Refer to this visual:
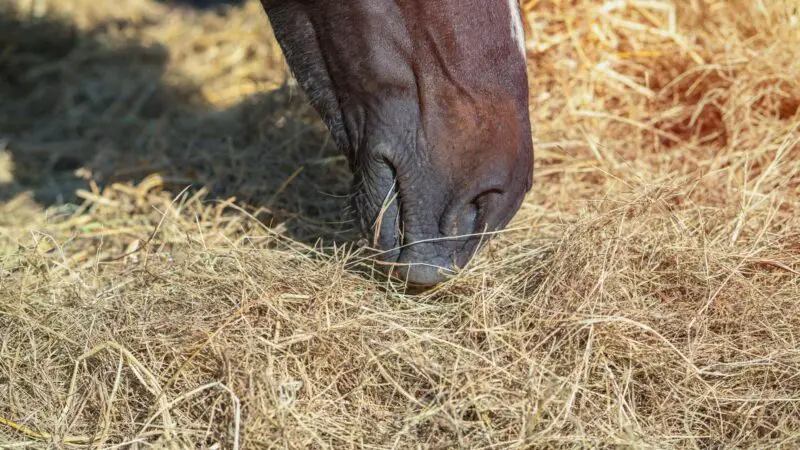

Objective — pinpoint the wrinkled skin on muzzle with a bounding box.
[260,0,533,286]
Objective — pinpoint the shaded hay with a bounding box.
[1,0,799,448]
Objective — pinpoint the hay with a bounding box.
[1,0,799,447]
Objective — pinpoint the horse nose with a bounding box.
[366,147,530,287]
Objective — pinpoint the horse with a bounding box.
[259,0,533,286]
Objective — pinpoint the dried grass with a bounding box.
[1,0,799,448]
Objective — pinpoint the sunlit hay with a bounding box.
[1,0,799,448]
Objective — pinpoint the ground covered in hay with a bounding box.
[1,0,799,448]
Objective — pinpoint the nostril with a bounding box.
[366,156,403,257]
[449,189,504,238]
[456,201,479,236]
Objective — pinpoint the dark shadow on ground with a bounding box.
[0,1,358,246]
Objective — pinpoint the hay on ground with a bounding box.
[1,0,799,448]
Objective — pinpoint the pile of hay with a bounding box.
[1,0,798,447]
